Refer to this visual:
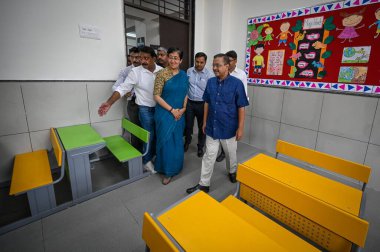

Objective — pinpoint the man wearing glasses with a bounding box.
[215,50,249,162]
[98,46,162,174]
[186,53,249,194]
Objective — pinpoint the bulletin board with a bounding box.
[245,0,380,95]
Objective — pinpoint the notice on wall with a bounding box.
[267,50,285,75]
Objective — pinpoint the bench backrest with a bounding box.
[142,212,180,252]
[276,140,371,184]
[122,118,149,143]
[50,128,63,166]
[237,163,369,251]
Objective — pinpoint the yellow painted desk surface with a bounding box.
[157,191,313,252]
[243,154,362,216]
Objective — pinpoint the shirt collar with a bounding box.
[192,67,206,74]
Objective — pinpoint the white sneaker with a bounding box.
[144,161,156,174]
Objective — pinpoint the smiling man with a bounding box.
[186,53,249,194]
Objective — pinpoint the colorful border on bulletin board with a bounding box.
[245,0,380,95]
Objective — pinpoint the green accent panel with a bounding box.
[122,118,149,143]
[104,136,142,162]
[57,124,105,150]
[324,36,334,44]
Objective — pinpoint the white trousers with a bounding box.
[199,136,237,187]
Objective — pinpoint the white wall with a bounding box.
[0,0,125,80]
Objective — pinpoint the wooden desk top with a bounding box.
[243,154,362,216]
[157,191,308,252]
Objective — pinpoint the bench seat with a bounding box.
[104,135,141,162]
[221,195,319,251]
[10,149,52,195]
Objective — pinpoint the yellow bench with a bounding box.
[10,128,65,216]
[236,140,371,252]
[221,195,319,251]
[142,212,181,252]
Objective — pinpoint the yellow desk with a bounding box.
[242,154,362,216]
[157,191,318,252]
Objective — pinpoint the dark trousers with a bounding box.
[185,100,206,149]
[126,97,142,152]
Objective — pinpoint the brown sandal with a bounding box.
[162,176,172,185]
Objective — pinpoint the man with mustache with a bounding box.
[98,46,162,174]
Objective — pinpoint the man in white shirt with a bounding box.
[215,50,249,162]
[98,46,162,173]
[112,47,141,150]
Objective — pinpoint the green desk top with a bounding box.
[57,124,105,150]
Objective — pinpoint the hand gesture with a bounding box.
[98,102,111,116]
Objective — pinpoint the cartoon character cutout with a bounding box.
[368,8,380,39]
[263,24,274,45]
[276,22,293,46]
[252,44,265,75]
[337,8,366,43]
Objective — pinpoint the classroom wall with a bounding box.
[194,0,380,192]
[0,0,127,183]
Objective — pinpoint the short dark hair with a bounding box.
[139,46,157,58]
[225,50,237,60]
[213,53,230,65]
[195,52,207,61]
[129,47,140,54]
[167,47,184,60]
[254,44,265,50]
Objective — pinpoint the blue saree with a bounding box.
[155,70,189,177]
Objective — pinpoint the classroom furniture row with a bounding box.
[142,140,371,252]
[1,119,148,235]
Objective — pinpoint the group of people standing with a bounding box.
[98,45,249,192]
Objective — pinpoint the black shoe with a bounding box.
[184,143,189,152]
[186,184,210,194]
[229,172,237,183]
[197,148,204,157]
[216,152,225,162]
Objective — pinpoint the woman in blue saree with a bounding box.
[154,48,189,185]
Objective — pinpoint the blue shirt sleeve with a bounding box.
[203,79,211,103]
[235,80,249,108]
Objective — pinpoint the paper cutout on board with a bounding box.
[276,22,293,46]
[287,15,335,79]
[247,24,264,47]
[267,50,285,75]
[342,46,371,63]
[263,24,274,45]
[338,66,367,83]
[336,8,366,43]
[252,44,265,75]
[368,8,380,39]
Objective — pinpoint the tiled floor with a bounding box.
[0,141,379,251]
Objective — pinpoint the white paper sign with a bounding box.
[303,16,324,30]
[79,24,101,40]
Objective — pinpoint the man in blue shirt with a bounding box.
[186,54,249,193]
[185,52,214,157]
